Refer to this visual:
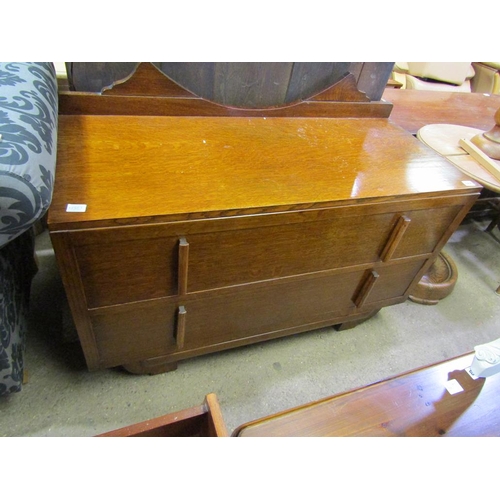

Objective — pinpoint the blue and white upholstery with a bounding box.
[0,62,58,396]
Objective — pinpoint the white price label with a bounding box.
[444,379,464,395]
[66,204,87,213]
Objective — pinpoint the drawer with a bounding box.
[186,205,461,292]
[75,235,181,308]
[88,258,428,369]
[90,300,180,368]
[179,269,365,349]
[87,269,365,368]
[388,205,464,259]
[73,203,463,308]
[352,259,427,308]
[186,214,394,292]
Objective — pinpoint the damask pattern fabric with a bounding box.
[0,62,58,396]
[0,229,36,395]
[0,62,58,248]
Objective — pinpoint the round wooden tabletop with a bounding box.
[418,124,500,192]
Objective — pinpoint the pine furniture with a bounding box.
[98,393,227,437]
[233,352,500,437]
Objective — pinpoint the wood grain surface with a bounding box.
[234,354,500,437]
[48,116,479,229]
[383,88,500,134]
[48,72,482,375]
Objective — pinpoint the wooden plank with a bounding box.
[58,91,393,117]
[234,353,500,436]
[459,138,500,181]
[96,393,227,437]
[205,393,229,437]
[97,404,207,436]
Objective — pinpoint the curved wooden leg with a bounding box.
[123,358,178,375]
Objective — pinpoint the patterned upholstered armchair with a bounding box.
[0,62,58,395]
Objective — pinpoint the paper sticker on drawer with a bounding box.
[66,204,87,213]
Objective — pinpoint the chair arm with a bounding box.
[0,62,58,248]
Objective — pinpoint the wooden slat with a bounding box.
[233,354,500,437]
[459,138,500,181]
[58,91,393,117]
[204,393,229,437]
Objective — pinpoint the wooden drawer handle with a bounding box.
[380,215,411,262]
[354,270,379,308]
[176,305,187,349]
[178,237,189,295]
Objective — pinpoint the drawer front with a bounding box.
[180,270,365,349]
[389,205,463,259]
[75,236,181,308]
[87,258,427,368]
[90,300,180,368]
[353,259,427,308]
[186,214,395,292]
[186,205,461,292]
[72,203,463,308]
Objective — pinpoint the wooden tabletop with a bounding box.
[234,353,500,437]
[383,88,500,134]
[48,115,480,230]
[418,124,500,192]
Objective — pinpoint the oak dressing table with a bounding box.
[48,64,481,374]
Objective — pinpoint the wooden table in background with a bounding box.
[383,88,500,134]
[233,353,500,437]
[384,88,500,299]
